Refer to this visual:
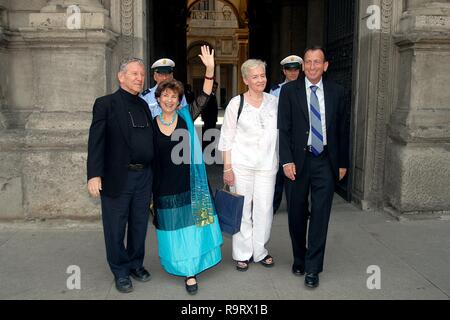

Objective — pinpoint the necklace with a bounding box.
[159,112,177,126]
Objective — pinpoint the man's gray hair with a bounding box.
[241,59,267,79]
[119,57,145,73]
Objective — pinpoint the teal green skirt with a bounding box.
[155,191,223,276]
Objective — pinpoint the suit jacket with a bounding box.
[87,89,154,197]
[277,76,349,179]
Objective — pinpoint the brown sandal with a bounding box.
[236,260,250,271]
[259,254,275,268]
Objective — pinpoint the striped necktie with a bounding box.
[309,85,323,156]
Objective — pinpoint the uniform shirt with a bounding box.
[305,77,327,146]
[269,81,287,98]
[218,93,279,172]
[140,85,187,118]
[119,88,154,165]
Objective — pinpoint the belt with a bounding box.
[127,163,148,171]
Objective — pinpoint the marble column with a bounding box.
[386,0,450,218]
[232,64,238,97]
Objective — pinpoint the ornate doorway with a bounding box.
[325,0,356,201]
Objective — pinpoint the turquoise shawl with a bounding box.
[177,107,215,227]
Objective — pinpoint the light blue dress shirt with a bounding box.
[269,81,287,98]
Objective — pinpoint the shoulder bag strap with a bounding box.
[237,93,244,123]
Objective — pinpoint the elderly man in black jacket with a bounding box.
[87,57,154,293]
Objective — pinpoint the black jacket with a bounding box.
[277,76,349,179]
[87,89,154,197]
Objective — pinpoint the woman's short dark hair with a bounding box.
[155,79,184,103]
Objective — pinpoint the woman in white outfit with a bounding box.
[218,59,279,271]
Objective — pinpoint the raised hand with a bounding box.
[199,45,215,95]
[198,45,215,71]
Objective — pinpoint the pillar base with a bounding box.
[385,143,450,217]
[384,205,450,221]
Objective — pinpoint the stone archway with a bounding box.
[187,0,247,104]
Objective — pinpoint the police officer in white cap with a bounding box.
[140,58,187,118]
[269,55,303,97]
[270,55,303,214]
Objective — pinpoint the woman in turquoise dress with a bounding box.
[152,45,222,295]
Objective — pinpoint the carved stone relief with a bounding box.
[371,0,394,197]
[121,0,134,58]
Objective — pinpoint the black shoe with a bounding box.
[185,276,198,295]
[115,276,133,293]
[292,265,305,276]
[130,267,151,282]
[304,273,319,288]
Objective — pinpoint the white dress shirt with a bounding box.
[305,77,327,146]
[218,93,279,172]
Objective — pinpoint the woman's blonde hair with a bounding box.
[241,59,267,79]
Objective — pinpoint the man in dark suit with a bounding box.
[87,58,154,293]
[278,46,349,288]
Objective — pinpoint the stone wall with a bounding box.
[351,0,450,218]
[351,0,402,210]
[109,0,147,91]
[0,0,147,220]
[385,0,450,218]
[0,0,141,219]
[0,9,8,130]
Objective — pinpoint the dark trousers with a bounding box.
[285,149,335,274]
[272,165,284,213]
[100,168,152,279]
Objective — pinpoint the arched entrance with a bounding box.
[147,0,188,85]
[186,0,247,107]
[147,0,356,200]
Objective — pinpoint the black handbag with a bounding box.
[214,185,244,235]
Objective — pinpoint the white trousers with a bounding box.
[232,166,276,262]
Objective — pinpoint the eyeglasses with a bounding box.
[128,111,149,128]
